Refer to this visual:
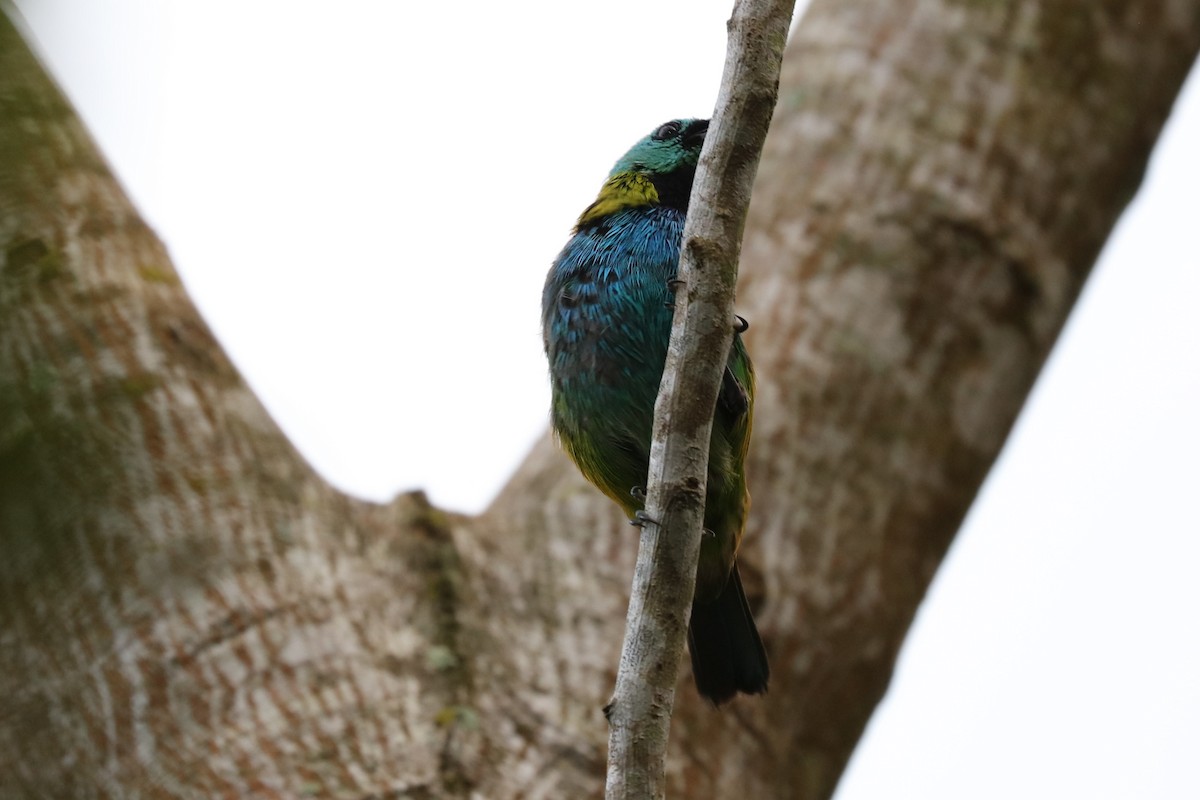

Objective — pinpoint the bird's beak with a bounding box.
[685,119,710,149]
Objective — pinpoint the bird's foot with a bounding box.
[629,485,647,501]
[630,510,659,528]
[733,314,750,333]
[702,527,716,539]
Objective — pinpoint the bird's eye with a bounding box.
[652,121,682,141]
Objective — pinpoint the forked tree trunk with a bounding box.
[2,3,1197,798]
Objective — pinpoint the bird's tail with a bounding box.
[687,563,769,705]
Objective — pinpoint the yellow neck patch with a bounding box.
[576,172,658,227]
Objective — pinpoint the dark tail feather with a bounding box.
[687,563,769,705]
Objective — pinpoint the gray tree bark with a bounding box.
[2,2,1197,799]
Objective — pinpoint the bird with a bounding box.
[541,118,769,705]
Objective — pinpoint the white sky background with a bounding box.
[10,1,1200,797]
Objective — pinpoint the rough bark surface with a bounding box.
[1,2,1197,799]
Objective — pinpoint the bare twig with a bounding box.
[603,1,796,797]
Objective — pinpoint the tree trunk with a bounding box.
[2,2,1196,798]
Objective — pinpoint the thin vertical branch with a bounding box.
[603,1,796,797]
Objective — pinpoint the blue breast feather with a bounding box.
[542,206,685,430]
[541,205,692,497]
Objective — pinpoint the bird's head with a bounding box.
[577,118,709,227]
[610,118,709,178]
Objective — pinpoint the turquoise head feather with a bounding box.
[577,118,709,227]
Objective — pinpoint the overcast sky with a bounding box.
[10,1,1200,796]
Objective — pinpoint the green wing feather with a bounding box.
[694,333,754,602]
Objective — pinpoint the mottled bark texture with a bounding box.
[1,2,1197,799]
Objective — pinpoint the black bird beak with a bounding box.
[684,119,709,149]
